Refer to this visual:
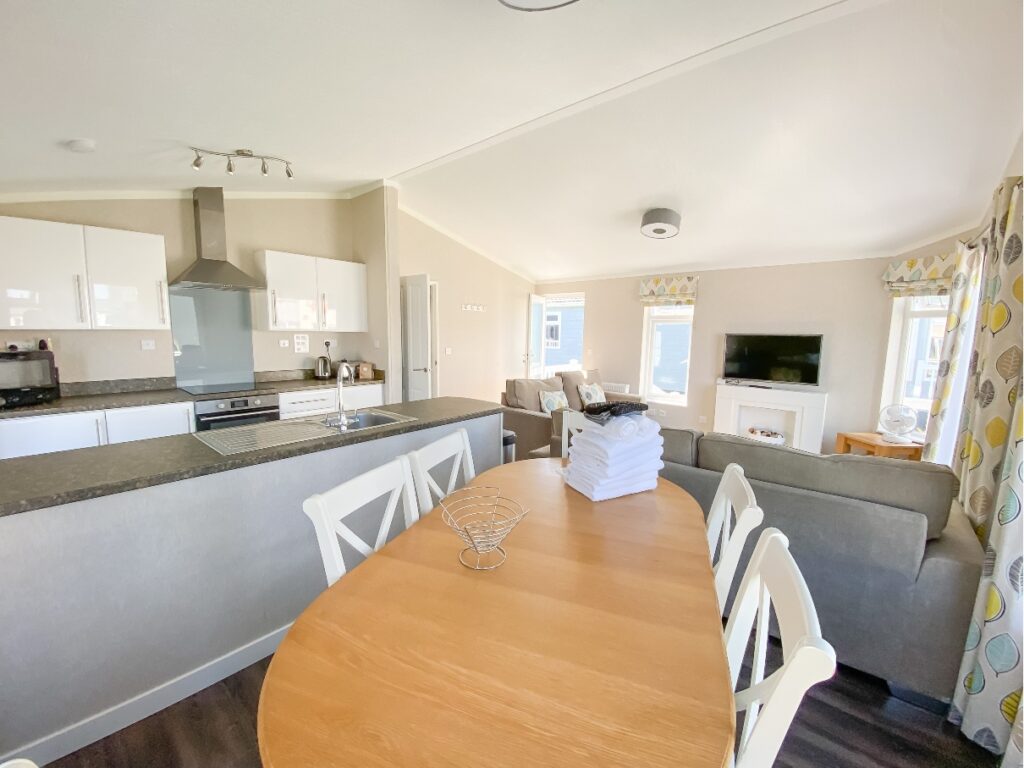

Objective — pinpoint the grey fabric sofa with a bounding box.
[501,369,640,458]
[660,429,982,701]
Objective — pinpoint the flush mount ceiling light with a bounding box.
[498,0,581,10]
[64,138,97,153]
[189,147,294,180]
[641,208,681,239]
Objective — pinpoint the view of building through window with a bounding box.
[641,304,694,403]
[889,295,950,433]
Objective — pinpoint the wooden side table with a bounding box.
[835,431,923,461]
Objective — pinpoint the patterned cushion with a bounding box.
[539,389,570,414]
[577,383,606,406]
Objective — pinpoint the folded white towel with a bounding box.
[586,413,660,442]
[566,472,660,502]
[572,430,664,462]
[567,460,664,489]
[568,441,664,474]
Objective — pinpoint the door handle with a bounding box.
[413,367,429,373]
[321,292,328,329]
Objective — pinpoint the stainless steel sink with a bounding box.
[319,409,415,431]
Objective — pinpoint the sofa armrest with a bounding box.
[607,392,642,404]
[501,407,553,458]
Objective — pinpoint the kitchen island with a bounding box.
[0,397,503,765]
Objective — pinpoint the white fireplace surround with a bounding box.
[713,383,828,453]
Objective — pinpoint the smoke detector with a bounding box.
[641,208,681,239]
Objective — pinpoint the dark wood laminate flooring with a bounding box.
[48,647,996,768]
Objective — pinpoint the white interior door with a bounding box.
[527,293,546,378]
[401,274,431,401]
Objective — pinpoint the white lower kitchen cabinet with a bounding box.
[342,383,384,410]
[0,410,107,460]
[279,388,339,420]
[104,402,195,444]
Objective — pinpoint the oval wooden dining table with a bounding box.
[258,458,735,768]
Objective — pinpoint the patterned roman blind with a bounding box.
[638,274,698,305]
[882,252,959,296]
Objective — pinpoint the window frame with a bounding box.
[543,311,562,349]
[880,295,949,436]
[639,304,695,406]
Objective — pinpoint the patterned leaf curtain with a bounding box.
[882,251,959,296]
[923,242,983,464]
[947,177,1023,760]
[638,274,698,306]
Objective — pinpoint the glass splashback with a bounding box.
[170,287,256,389]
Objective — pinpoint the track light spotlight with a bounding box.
[285,164,294,180]
[261,158,269,176]
[191,151,203,171]
[226,157,235,175]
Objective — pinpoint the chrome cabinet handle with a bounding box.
[157,280,167,324]
[74,274,86,323]
[95,415,104,444]
[271,289,278,327]
[321,292,327,329]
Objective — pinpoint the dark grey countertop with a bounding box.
[0,397,503,517]
[0,377,383,420]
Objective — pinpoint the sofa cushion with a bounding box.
[578,382,607,407]
[558,369,600,411]
[539,389,570,414]
[697,432,956,539]
[662,428,703,467]
[511,376,563,412]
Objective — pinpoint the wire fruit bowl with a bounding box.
[440,486,528,570]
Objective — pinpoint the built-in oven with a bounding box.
[194,393,280,431]
[0,350,60,409]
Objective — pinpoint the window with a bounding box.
[640,304,694,405]
[881,295,950,435]
[544,312,561,349]
[533,294,585,377]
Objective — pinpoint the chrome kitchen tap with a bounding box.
[336,361,355,422]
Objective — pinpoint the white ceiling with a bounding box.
[1,0,1020,281]
[398,0,1023,281]
[0,0,841,194]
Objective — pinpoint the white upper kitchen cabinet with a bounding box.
[84,226,170,330]
[254,250,319,331]
[0,409,106,460]
[317,258,368,332]
[104,402,195,444]
[0,215,91,330]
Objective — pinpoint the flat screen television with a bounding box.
[723,334,822,385]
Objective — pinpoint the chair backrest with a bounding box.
[559,409,589,457]
[724,528,836,768]
[707,463,764,614]
[303,456,418,586]
[408,428,476,515]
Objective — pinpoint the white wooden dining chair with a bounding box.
[559,409,589,458]
[0,759,39,768]
[707,463,764,615]
[407,428,477,516]
[303,456,418,586]
[724,528,836,768]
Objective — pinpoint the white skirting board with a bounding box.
[2,623,292,767]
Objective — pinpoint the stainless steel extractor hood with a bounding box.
[170,187,263,290]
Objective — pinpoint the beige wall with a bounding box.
[398,209,533,402]
[541,235,964,451]
[351,186,402,402]
[0,197,368,381]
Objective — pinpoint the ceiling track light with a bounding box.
[189,147,294,180]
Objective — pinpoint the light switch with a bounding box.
[445,347,453,356]
[698,415,708,425]
[279,339,290,348]
[140,339,156,351]
[374,339,381,349]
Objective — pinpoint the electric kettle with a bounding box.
[314,341,333,379]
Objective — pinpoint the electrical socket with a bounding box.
[279,339,290,348]
[140,339,156,351]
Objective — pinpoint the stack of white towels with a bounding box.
[565,413,664,502]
